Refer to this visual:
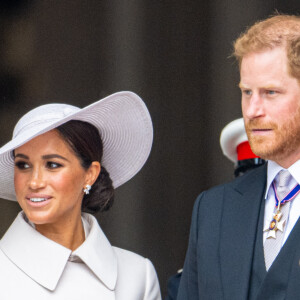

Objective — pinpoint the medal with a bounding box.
[264,181,300,239]
[264,208,285,239]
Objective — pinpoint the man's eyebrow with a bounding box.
[264,85,278,89]
[238,83,247,89]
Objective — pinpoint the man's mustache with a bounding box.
[245,120,278,130]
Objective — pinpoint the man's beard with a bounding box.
[245,108,300,163]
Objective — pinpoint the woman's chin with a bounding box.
[24,210,54,226]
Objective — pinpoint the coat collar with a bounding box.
[72,213,117,290]
[0,212,117,292]
[219,164,267,300]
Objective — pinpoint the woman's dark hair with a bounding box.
[56,120,114,213]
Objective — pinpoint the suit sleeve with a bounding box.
[143,258,162,300]
[177,193,203,300]
[164,271,182,300]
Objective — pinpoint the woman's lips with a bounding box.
[25,195,52,207]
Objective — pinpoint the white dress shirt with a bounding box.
[264,160,300,246]
[0,211,161,300]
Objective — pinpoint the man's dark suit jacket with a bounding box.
[177,164,300,300]
[165,272,181,300]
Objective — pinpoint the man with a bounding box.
[177,14,300,300]
[165,118,265,300]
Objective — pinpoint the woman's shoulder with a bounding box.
[113,246,145,260]
[112,247,161,299]
[112,246,155,272]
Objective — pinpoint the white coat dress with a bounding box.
[0,212,161,300]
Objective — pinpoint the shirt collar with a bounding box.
[0,212,117,291]
[286,160,300,184]
[265,160,300,198]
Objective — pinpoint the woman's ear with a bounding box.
[85,162,101,186]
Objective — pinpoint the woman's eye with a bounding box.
[15,161,30,170]
[46,161,62,169]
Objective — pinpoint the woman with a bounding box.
[0,91,161,299]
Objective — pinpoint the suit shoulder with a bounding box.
[193,164,267,210]
[203,164,267,195]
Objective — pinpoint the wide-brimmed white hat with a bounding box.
[0,91,153,201]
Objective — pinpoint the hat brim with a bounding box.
[0,91,153,201]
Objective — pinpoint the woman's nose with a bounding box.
[29,168,46,190]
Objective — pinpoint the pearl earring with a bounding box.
[83,184,91,195]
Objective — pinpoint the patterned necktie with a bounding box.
[264,170,292,271]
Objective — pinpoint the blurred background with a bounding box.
[0,0,299,296]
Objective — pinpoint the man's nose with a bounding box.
[243,93,265,120]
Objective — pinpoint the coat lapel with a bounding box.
[219,165,267,300]
[73,213,117,291]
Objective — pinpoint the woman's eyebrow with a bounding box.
[42,154,70,162]
[14,153,29,159]
[14,153,70,162]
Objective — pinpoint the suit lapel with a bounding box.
[219,165,267,300]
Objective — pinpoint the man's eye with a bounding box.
[46,162,62,169]
[266,90,277,95]
[15,161,30,170]
[242,90,252,96]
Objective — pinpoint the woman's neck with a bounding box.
[35,214,85,251]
